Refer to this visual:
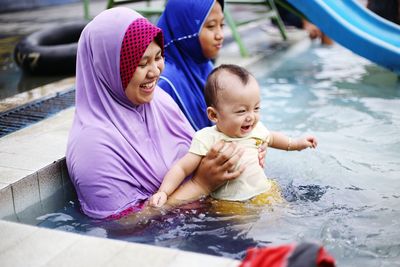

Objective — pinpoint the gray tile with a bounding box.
[0,138,28,154]
[104,243,179,267]
[18,132,68,158]
[0,151,54,172]
[0,220,37,253]
[0,223,80,267]
[0,220,237,267]
[12,172,40,214]
[59,158,77,201]
[0,108,73,172]
[37,160,63,201]
[0,184,15,219]
[0,166,32,185]
[0,182,9,190]
[104,243,239,267]
[60,157,71,186]
[45,234,126,267]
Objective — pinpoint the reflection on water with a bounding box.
[251,42,400,266]
[32,41,400,266]
[0,34,70,100]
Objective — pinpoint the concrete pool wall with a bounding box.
[0,104,74,223]
[0,90,240,267]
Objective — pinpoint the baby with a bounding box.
[150,64,317,207]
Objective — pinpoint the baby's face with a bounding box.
[214,75,261,138]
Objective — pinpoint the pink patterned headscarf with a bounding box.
[66,7,194,219]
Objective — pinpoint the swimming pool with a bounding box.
[31,40,400,266]
[0,35,70,100]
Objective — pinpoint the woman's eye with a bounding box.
[206,23,216,29]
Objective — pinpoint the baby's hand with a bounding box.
[149,191,168,207]
[296,135,318,151]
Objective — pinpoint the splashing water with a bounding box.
[35,41,400,266]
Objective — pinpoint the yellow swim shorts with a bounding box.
[208,180,283,216]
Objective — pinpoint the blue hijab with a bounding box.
[157,0,224,131]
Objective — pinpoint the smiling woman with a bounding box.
[157,0,225,131]
[199,1,224,59]
[66,7,243,220]
[125,40,164,105]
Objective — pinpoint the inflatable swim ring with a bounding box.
[14,21,88,75]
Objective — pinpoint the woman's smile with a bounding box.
[140,80,157,93]
[125,40,165,105]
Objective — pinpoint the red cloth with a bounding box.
[316,246,336,267]
[240,243,336,267]
[105,202,145,220]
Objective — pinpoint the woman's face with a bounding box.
[199,1,224,59]
[125,40,164,105]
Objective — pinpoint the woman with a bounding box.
[157,0,225,131]
[66,7,242,220]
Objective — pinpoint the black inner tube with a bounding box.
[14,21,88,75]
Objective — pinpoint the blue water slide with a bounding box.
[286,0,400,74]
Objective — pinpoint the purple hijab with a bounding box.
[66,7,194,219]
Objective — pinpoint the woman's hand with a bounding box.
[168,140,244,203]
[194,140,244,193]
[258,142,267,168]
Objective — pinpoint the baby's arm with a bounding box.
[149,153,203,207]
[167,141,244,205]
[269,131,318,151]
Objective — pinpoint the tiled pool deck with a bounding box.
[0,1,308,266]
[0,220,240,267]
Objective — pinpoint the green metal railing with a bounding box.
[83,0,90,20]
[106,0,164,15]
[82,0,289,57]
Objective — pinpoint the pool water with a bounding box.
[34,40,400,266]
[0,34,70,100]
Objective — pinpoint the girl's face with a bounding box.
[208,73,261,138]
[199,1,224,59]
[125,41,164,105]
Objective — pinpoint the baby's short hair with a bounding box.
[204,64,252,108]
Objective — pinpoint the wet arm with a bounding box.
[158,153,203,196]
[168,141,244,204]
[269,131,318,151]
